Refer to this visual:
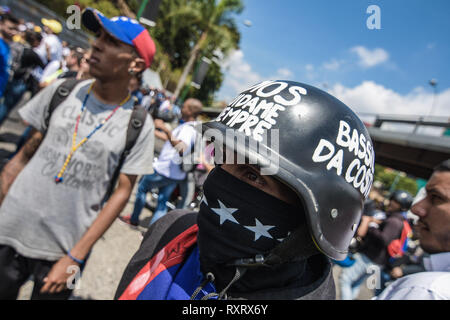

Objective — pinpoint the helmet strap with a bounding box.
[227,224,319,268]
[264,223,319,266]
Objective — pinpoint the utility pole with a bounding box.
[137,0,150,19]
[428,78,438,117]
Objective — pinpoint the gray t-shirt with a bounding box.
[0,79,155,261]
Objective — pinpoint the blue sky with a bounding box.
[216,0,450,122]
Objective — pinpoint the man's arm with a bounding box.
[154,119,187,155]
[154,128,169,141]
[0,128,43,205]
[367,216,403,246]
[40,173,137,294]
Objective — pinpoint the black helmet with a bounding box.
[389,190,413,211]
[202,80,375,261]
[363,199,377,216]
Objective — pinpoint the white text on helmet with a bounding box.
[311,120,375,198]
[215,81,307,142]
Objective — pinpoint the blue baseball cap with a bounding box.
[82,8,155,68]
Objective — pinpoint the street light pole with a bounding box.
[414,78,438,134]
[137,0,150,20]
[428,78,438,117]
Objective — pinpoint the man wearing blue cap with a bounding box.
[0,8,156,299]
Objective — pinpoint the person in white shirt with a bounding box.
[35,19,63,83]
[120,98,203,227]
[375,159,450,300]
[35,19,63,64]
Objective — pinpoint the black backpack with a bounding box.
[44,78,148,204]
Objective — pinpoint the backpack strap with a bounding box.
[102,99,147,204]
[44,78,84,132]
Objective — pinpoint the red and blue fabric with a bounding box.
[118,224,217,300]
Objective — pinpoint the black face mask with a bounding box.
[197,166,307,291]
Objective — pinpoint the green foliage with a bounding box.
[152,0,242,99]
[374,164,419,196]
[35,0,243,106]
[36,0,121,17]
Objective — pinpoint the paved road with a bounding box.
[0,96,374,300]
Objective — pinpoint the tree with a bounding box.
[34,0,242,106]
[373,164,418,196]
[171,0,243,99]
[35,0,122,19]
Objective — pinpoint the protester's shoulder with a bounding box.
[142,209,198,244]
[376,271,450,300]
[46,34,61,44]
[178,121,199,133]
[137,210,198,265]
[128,104,154,139]
[46,78,93,97]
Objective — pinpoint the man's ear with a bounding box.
[129,57,146,74]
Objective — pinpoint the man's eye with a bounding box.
[430,194,442,204]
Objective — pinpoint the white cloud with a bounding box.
[274,68,293,79]
[303,64,317,81]
[350,46,389,68]
[322,59,342,71]
[218,50,263,101]
[329,81,450,135]
[305,64,314,72]
[217,50,294,101]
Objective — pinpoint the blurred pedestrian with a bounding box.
[339,190,413,299]
[35,18,62,65]
[0,29,45,126]
[76,49,92,81]
[129,74,143,104]
[0,12,18,98]
[58,47,84,79]
[119,98,203,227]
[40,47,84,88]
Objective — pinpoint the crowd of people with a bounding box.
[0,6,448,301]
[335,188,425,298]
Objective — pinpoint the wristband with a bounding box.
[68,251,85,265]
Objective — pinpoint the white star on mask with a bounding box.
[211,199,239,225]
[201,195,208,206]
[244,218,275,241]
